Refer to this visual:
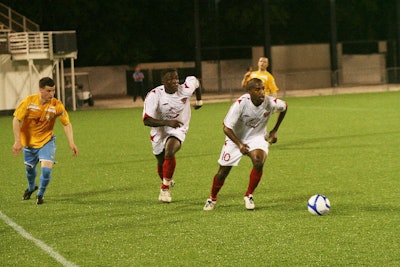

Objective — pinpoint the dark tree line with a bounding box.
[3,0,398,67]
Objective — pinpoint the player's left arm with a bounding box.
[62,123,78,156]
[194,85,203,110]
[57,104,78,155]
[268,74,279,97]
[189,77,202,110]
[268,101,288,144]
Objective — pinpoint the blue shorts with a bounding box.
[23,136,57,167]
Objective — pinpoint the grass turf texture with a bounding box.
[1,91,399,266]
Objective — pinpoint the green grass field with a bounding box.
[1,91,399,266]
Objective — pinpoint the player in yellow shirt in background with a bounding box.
[12,77,78,205]
[241,57,279,97]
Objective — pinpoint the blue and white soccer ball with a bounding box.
[307,194,331,215]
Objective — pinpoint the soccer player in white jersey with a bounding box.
[203,78,287,211]
[143,69,203,203]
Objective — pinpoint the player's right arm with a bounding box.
[142,87,183,128]
[12,117,22,156]
[222,98,249,154]
[241,71,251,88]
[143,115,183,128]
[223,125,249,155]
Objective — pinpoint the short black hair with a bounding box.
[161,68,178,79]
[39,77,55,88]
[246,78,263,91]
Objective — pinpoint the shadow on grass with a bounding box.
[55,186,137,201]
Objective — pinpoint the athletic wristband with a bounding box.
[196,100,203,106]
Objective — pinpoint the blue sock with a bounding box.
[38,167,52,197]
[25,165,37,192]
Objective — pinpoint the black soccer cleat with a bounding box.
[22,186,38,200]
[36,195,44,205]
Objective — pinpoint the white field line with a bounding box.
[0,210,79,267]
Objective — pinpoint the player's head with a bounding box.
[247,78,265,106]
[162,69,179,92]
[39,77,55,88]
[258,57,269,71]
[39,77,56,103]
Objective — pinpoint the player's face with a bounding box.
[163,72,179,93]
[258,57,268,71]
[249,82,265,106]
[39,85,56,104]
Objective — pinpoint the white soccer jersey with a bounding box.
[223,93,287,144]
[143,76,199,144]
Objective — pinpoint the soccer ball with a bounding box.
[307,194,330,215]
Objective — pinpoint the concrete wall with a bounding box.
[272,44,333,90]
[253,44,386,90]
[341,54,386,84]
[201,59,250,93]
[0,42,388,110]
[0,55,53,110]
[66,43,341,96]
[67,65,129,97]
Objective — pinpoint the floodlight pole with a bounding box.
[396,0,400,82]
[263,0,272,72]
[194,0,202,81]
[329,0,339,87]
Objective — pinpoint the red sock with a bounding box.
[161,182,170,190]
[162,157,176,180]
[157,165,163,181]
[210,175,225,200]
[160,157,176,190]
[245,168,263,196]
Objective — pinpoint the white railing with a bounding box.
[8,32,50,54]
[0,3,39,32]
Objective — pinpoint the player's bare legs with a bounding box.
[164,137,181,158]
[158,137,181,203]
[155,151,165,181]
[248,149,267,172]
[203,165,232,210]
[211,165,232,198]
[242,149,267,209]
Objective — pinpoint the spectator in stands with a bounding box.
[133,66,145,102]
